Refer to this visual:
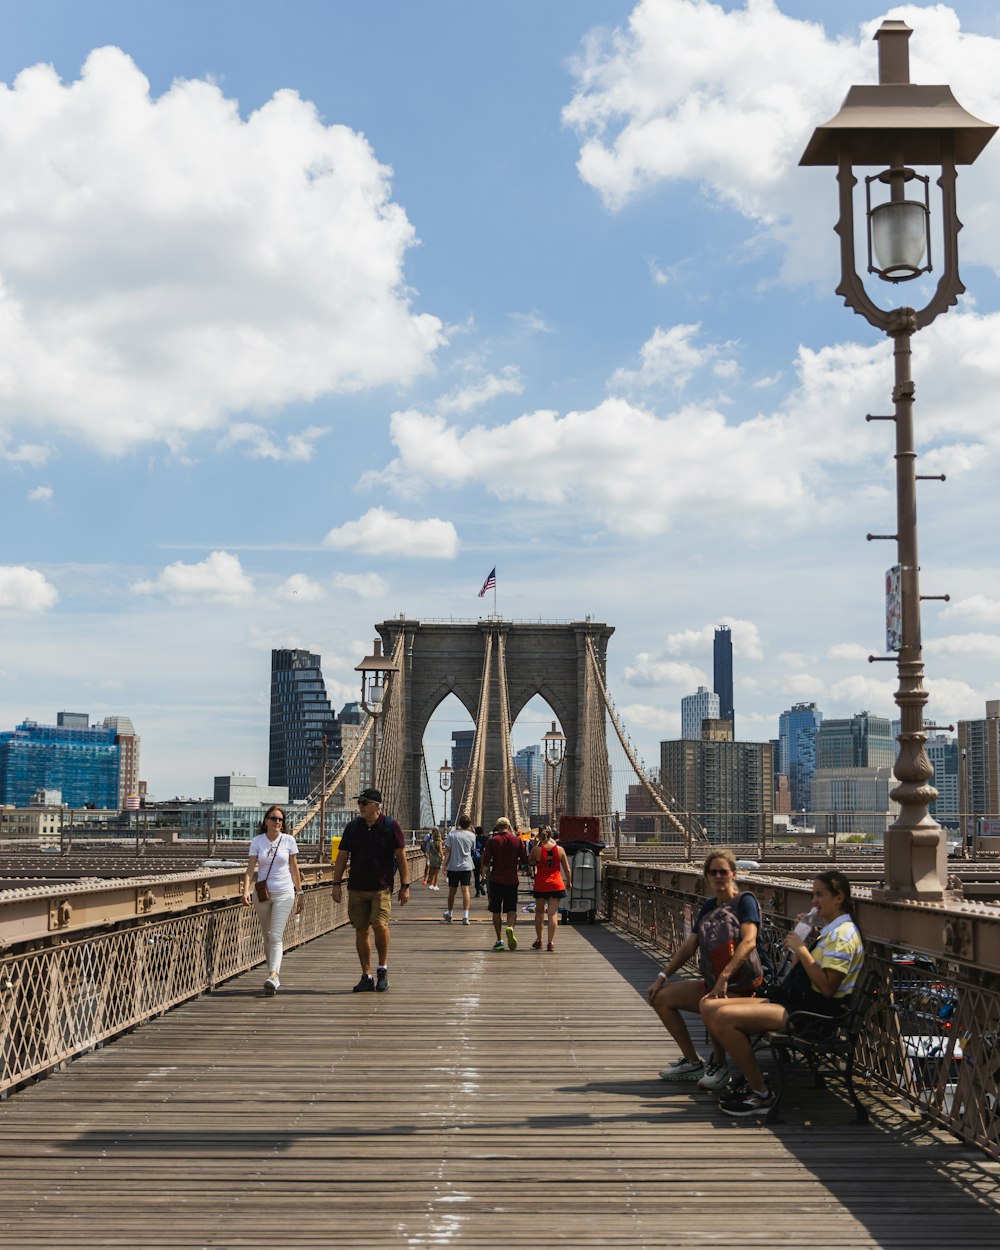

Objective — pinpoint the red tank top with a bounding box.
[533,843,565,892]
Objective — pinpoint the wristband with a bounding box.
[400,882,410,889]
[656,971,667,981]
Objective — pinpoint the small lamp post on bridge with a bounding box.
[522,785,531,831]
[355,639,399,793]
[542,721,566,832]
[438,759,453,833]
[800,20,995,899]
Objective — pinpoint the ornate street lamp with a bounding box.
[355,639,399,791]
[438,758,453,832]
[542,721,566,830]
[522,785,531,830]
[800,21,995,899]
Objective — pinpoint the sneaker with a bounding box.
[263,976,279,996]
[697,1059,730,1091]
[531,939,543,949]
[352,974,375,993]
[443,911,452,922]
[719,1086,775,1117]
[462,916,470,925]
[547,942,555,952]
[659,1057,705,1082]
[505,926,517,951]
[375,968,389,993]
[493,940,505,952]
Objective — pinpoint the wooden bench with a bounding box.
[762,965,882,1124]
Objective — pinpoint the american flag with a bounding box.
[477,567,496,598]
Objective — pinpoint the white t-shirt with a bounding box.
[249,833,299,896]
[444,827,475,873]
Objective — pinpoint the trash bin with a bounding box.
[558,816,604,924]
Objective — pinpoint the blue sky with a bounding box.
[2,1,1000,801]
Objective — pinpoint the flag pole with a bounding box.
[493,573,497,620]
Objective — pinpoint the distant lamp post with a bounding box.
[438,759,454,832]
[522,785,531,831]
[355,639,399,791]
[542,721,566,830]
[800,20,995,899]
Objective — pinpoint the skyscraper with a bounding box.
[0,718,120,808]
[957,700,1000,844]
[269,649,339,800]
[103,715,141,808]
[815,712,894,770]
[681,686,720,741]
[778,702,822,813]
[713,626,734,733]
[811,711,897,839]
[926,734,959,828]
[660,728,773,844]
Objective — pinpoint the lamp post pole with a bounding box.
[356,638,399,795]
[800,19,995,899]
[438,759,453,834]
[542,721,566,832]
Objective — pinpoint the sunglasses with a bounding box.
[707,868,731,877]
[266,815,285,823]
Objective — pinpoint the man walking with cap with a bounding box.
[331,788,409,992]
[481,817,526,951]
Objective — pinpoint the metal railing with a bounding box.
[0,850,425,1097]
[603,862,1000,1159]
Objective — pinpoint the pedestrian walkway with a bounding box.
[2,886,999,1248]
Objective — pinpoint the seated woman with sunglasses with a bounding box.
[647,849,765,1090]
[699,869,863,1117]
[243,805,304,995]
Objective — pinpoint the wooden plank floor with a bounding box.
[2,886,999,1248]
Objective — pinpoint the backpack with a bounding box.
[697,894,765,995]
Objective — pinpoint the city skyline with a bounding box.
[1,2,999,797]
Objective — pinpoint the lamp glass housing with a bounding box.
[543,721,566,766]
[871,199,929,278]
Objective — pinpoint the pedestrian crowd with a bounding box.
[245,801,863,1120]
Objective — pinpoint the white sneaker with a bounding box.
[263,975,279,996]
[462,916,470,925]
[443,911,452,922]
[659,1056,705,1081]
[697,1059,730,1091]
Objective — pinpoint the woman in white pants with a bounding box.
[242,806,304,995]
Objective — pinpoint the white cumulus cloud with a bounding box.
[276,574,325,602]
[943,594,1000,623]
[435,366,523,416]
[564,3,1000,282]
[624,656,705,687]
[133,550,254,604]
[0,565,58,613]
[220,424,330,462]
[332,571,389,598]
[663,618,764,661]
[0,46,443,455]
[28,485,53,503]
[609,324,738,393]
[323,507,459,559]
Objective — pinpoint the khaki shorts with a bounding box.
[348,888,392,930]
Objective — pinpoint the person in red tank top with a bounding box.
[528,827,570,951]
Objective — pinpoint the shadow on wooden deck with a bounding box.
[0,887,997,1248]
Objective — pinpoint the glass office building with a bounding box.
[778,702,823,813]
[0,720,120,809]
[269,649,339,800]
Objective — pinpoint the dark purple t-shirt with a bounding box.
[482,831,526,885]
[341,814,405,891]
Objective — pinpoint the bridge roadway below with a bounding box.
[2,886,999,1249]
